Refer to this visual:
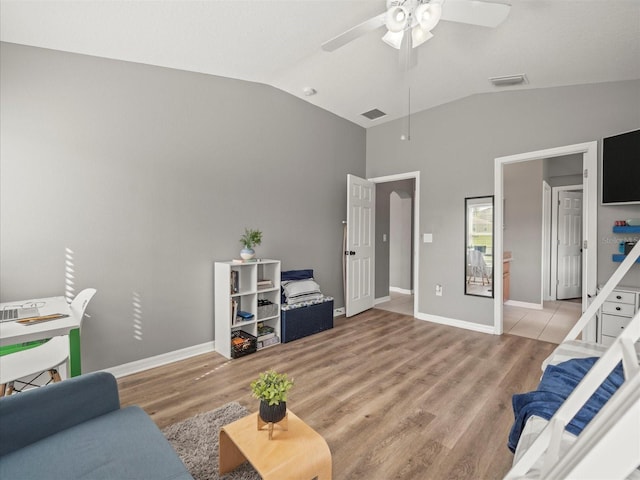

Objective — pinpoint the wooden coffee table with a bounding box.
[219,410,332,480]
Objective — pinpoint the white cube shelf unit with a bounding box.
[214,259,281,359]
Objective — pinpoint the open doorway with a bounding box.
[501,156,585,343]
[376,187,414,315]
[343,172,420,318]
[494,142,598,343]
[370,172,420,317]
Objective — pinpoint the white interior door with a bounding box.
[346,174,375,317]
[557,190,583,299]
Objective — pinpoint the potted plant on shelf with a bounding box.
[250,369,294,424]
[239,228,263,260]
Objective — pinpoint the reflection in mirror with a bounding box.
[465,196,494,297]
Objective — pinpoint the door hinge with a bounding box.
[583,240,588,249]
[583,169,588,179]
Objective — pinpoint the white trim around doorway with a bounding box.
[494,142,598,340]
[369,171,420,318]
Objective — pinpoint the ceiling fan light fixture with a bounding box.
[411,25,433,48]
[415,2,442,32]
[386,5,409,32]
[382,30,404,49]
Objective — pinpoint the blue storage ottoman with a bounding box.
[281,299,334,343]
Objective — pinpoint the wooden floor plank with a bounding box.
[118,308,554,479]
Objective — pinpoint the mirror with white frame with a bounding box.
[465,196,494,298]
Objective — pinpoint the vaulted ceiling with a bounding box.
[1,0,639,128]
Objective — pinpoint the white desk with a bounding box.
[0,296,83,376]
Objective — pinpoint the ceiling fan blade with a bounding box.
[440,0,511,28]
[322,12,386,52]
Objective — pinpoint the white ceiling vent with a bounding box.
[489,74,528,87]
[361,109,387,120]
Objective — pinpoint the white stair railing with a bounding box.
[504,241,640,479]
[505,309,640,479]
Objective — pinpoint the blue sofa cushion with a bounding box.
[0,405,192,479]
[0,371,121,456]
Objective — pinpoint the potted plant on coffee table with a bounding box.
[250,369,294,428]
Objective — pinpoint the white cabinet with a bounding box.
[214,259,281,359]
[598,285,640,346]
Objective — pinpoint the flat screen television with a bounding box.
[601,129,640,205]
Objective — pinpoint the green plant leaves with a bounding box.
[250,370,294,406]
[239,228,263,249]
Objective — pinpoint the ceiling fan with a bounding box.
[322,0,511,65]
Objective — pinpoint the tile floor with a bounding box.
[376,292,581,344]
[503,300,582,344]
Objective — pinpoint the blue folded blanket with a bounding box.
[508,357,624,452]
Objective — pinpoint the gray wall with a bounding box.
[374,179,414,298]
[504,160,544,304]
[546,153,583,187]
[2,41,638,369]
[0,43,365,371]
[366,80,640,327]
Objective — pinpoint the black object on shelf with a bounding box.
[231,330,257,358]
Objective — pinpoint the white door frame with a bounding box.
[494,142,597,340]
[542,181,552,301]
[369,171,420,318]
[551,184,584,301]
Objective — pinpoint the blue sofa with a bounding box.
[0,371,193,480]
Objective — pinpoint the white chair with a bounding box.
[0,288,96,396]
[467,249,491,285]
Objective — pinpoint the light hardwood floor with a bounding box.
[118,308,556,480]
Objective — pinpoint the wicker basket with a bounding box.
[231,330,257,358]
[257,303,279,320]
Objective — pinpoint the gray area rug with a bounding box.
[162,401,261,480]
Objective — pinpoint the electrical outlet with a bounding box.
[334,307,346,317]
[435,284,443,296]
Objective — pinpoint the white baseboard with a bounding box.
[102,341,216,378]
[374,296,391,305]
[389,287,413,295]
[504,300,543,310]
[415,312,496,335]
